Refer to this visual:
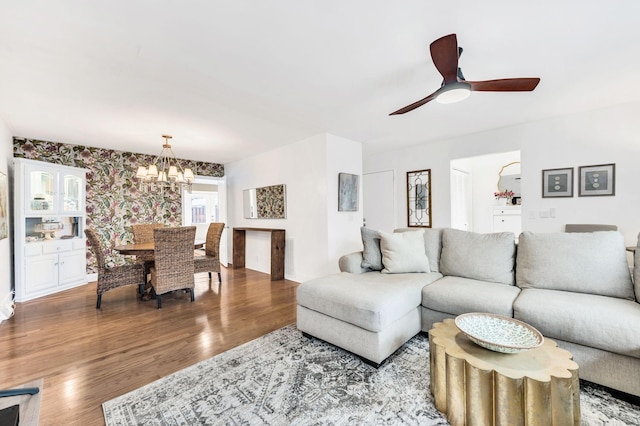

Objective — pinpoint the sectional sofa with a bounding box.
[296,227,640,398]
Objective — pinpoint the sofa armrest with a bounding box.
[338,251,368,274]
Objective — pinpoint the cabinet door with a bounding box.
[60,170,85,215]
[25,164,58,215]
[493,214,522,235]
[25,255,58,293]
[59,250,87,284]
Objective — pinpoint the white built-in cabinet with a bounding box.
[14,158,88,302]
[492,206,522,236]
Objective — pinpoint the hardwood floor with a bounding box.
[0,267,299,425]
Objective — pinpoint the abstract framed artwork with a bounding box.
[338,173,359,212]
[542,167,573,198]
[579,163,615,197]
[0,172,7,239]
[407,169,431,227]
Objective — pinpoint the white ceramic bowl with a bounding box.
[454,313,544,354]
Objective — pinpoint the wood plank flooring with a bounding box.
[0,267,299,425]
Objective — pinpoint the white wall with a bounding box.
[226,133,363,282]
[326,134,363,273]
[0,118,13,323]
[365,101,640,246]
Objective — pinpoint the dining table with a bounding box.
[113,240,206,256]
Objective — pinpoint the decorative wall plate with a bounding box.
[454,313,544,353]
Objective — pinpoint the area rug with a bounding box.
[103,325,640,425]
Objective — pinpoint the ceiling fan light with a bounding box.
[436,82,472,104]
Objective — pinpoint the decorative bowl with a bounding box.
[454,313,544,354]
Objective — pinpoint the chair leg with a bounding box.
[190,288,195,302]
[208,272,212,280]
[96,294,102,309]
[217,272,222,284]
[157,294,162,309]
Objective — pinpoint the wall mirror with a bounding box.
[243,184,286,219]
[497,161,521,196]
[407,169,431,227]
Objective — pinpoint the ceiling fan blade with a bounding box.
[389,91,438,115]
[466,78,540,92]
[430,34,459,84]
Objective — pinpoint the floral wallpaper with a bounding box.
[13,137,224,273]
[256,184,286,219]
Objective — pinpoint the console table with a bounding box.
[233,228,285,281]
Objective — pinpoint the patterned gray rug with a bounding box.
[103,325,640,425]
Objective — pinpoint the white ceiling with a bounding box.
[1,1,640,164]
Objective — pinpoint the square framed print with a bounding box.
[542,167,573,198]
[338,173,359,211]
[578,163,615,197]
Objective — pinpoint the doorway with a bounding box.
[450,151,520,234]
[182,176,228,266]
[363,170,395,232]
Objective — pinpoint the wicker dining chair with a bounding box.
[85,229,146,309]
[149,226,197,309]
[131,223,164,279]
[194,222,225,283]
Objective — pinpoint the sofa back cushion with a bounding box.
[633,232,640,301]
[394,227,442,272]
[516,231,635,300]
[440,228,516,285]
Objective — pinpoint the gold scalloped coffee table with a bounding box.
[429,319,580,426]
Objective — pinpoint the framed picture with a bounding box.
[0,172,7,240]
[338,173,359,211]
[579,163,615,197]
[407,169,431,227]
[542,167,573,198]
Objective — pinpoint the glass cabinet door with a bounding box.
[26,166,57,214]
[61,172,84,214]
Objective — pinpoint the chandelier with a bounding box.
[135,134,195,193]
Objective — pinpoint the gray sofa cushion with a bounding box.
[439,228,516,285]
[395,227,442,272]
[360,227,383,271]
[421,276,520,318]
[379,230,430,274]
[516,231,634,300]
[635,233,640,301]
[297,271,442,333]
[514,288,640,359]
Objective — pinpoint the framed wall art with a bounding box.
[578,163,615,197]
[407,169,431,227]
[542,167,573,198]
[338,173,359,212]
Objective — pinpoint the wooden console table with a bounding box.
[233,228,285,281]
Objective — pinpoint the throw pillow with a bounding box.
[395,227,442,272]
[379,230,430,274]
[360,227,383,271]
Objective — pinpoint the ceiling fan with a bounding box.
[389,33,540,115]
